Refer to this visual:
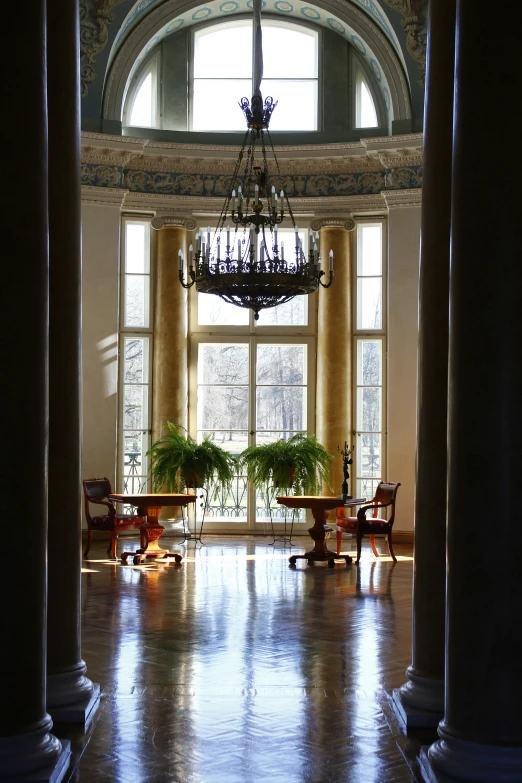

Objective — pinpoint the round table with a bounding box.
[276,495,366,567]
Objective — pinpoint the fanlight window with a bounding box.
[129,62,158,128]
[355,67,378,128]
[192,20,318,132]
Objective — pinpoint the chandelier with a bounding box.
[178,0,334,320]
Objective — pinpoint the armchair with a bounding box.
[336,481,401,564]
[83,477,146,560]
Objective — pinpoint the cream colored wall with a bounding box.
[387,206,421,532]
[81,203,121,524]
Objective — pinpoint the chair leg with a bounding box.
[387,532,397,563]
[107,531,118,560]
[83,527,92,559]
[336,530,342,555]
[370,534,380,558]
[356,532,362,564]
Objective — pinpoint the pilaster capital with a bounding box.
[151,214,198,231]
[310,217,356,232]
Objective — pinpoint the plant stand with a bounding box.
[266,484,296,546]
[180,488,209,545]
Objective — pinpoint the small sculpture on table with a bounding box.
[338,442,354,502]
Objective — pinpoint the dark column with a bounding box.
[46,0,97,720]
[393,0,455,727]
[424,0,522,780]
[0,1,67,778]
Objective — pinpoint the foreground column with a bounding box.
[315,220,354,494]
[393,0,455,728]
[423,1,522,780]
[0,2,68,779]
[46,0,98,723]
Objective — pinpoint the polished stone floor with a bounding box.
[60,535,426,783]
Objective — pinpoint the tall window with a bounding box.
[353,222,386,499]
[190,228,314,531]
[192,20,318,131]
[119,219,153,495]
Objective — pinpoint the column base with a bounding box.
[392,688,443,729]
[47,661,94,709]
[49,683,100,727]
[0,735,70,783]
[422,724,522,783]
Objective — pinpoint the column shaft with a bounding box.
[316,226,351,494]
[46,0,94,713]
[427,0,522,779]
[396,0,455,722]
[153,226,189,442]
[0,0,62,775]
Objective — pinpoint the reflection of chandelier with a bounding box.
[178,0,333,320]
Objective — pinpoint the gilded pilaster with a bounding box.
[315,220,354,495]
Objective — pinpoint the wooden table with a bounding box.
[108,493,197,565]
[276,496,366,567]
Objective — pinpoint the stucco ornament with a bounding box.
[80,0,125,97]
[380,0,427,87]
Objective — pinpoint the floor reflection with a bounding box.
[72,536,418,782]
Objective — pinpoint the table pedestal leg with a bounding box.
[120,506,183,565]
[289,508,352,567]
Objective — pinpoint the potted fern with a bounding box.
[146,422,237,493]
[238,433,334,496]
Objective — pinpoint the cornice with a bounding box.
[81,185,129,206]
[381,188,422,208]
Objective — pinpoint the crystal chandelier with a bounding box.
[178,0,334,320]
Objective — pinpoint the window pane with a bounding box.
[193,79,251,131]
[125,275,150,327]
[199,430,248,455]
[194,23,252,79]
[256,296,306,326]
[124,384,147,429]
[198,386,248,430]
[261,79,317,131]
[256,386,306,432]
[124,338,144,383]
[263,26,317,78]
[360,433,381,477]
[357,478,380,501]
[356,340,382,386]
[198,293,249,325]
[358,225,382,276]
[255,430,301,445]
[125,224,149,273]
[256,345,305,385]
[357,277,382,330]
[198,344,249,384]
[356,387,381,432]
[356,73,378,129]
[130,71,153,127]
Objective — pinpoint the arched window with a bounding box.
[355,67,378,129]
[192,20,318,132]
[127,60,158,128]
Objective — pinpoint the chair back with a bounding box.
[372,481,400,525]
[83,477,113,522]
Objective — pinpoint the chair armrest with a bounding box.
[357,501,392,519]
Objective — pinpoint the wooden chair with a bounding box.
[83,477,146,560]
[336,482,401,564]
